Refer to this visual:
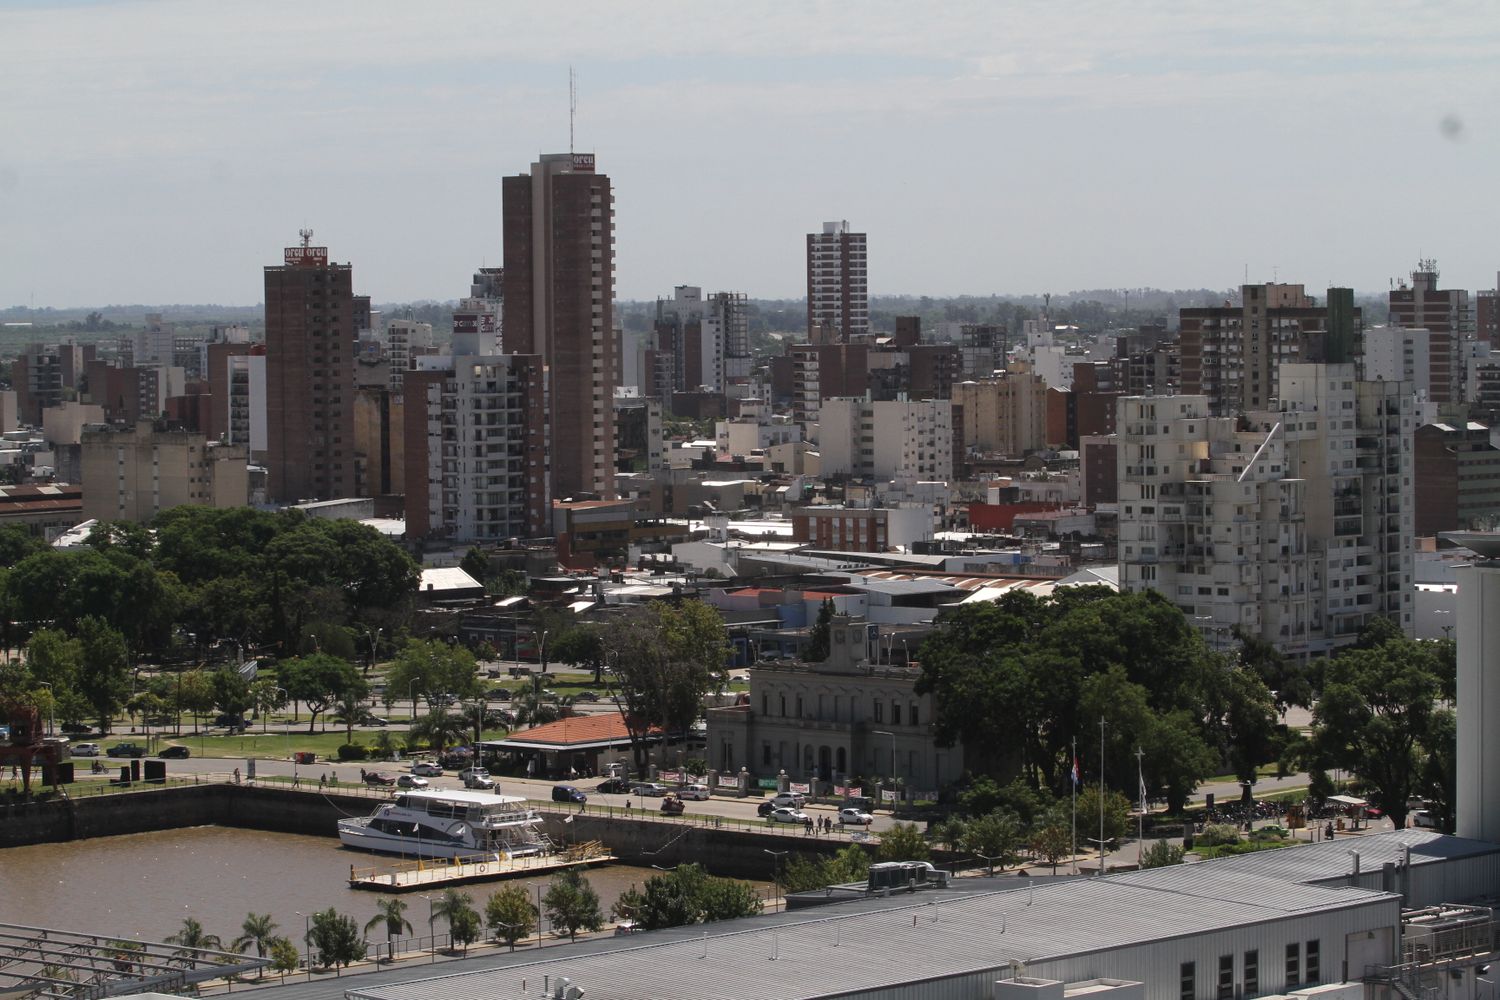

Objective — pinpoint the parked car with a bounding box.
[660,793,685,816]
[460,767,495,790]
[360,713,389,727]
[630,782,669,797]
[485,668,503,679]
[757,800,776,816]
[595,777,631,794]
[363,771,397,786]
[213,713,246,728]
[106,743,146,758]
[71,742,100,757]
[1412,810,1437,829]
[573,691,599,702]
[397,774,429,789]
[486,687,512,700]
[676,783,711,801]
[411,761,444,777]
[159,746,191,759]
[769,792,806,809]
[769,807,809,824]
[838,807,874,826]
[552,784,587,804]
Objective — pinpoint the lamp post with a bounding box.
[763,849,787,908]
[408,679,419,721]
[873,730,897,812]
[539,631,549,673]
[418,894,436,962]
[294,911,311,979]
[532,882,544,949]
[274,687,292,782]
[37,682,54,736]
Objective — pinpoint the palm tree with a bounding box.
[332,689,366,744]
[362,897,414,962]
[430,889,479,954]
[408,710,468,753]
[166,917,222,967]
[230,913,278,975]
[513,677,562,729]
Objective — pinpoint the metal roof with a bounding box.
[343,870,1393,1000]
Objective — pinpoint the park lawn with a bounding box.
[179,726,514,760]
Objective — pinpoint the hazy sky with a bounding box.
[3,1,1497,308]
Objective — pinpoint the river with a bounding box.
[0,827,769,945]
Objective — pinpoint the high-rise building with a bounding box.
[806,220,868,342]
[1477,272,1500,347]
[264,235,355,502]
[1117,363,1413,658]
[1413,421,1500,537]
[1178,284,1360,416]
[385,319,432,394]
[953,373,1047,458]
[711,291,752,386]
[1389,261,1474,406]
[81,421,249,523]
[502,153,616,500]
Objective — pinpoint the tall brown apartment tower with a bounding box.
[502,153,616,500]
[1389,261,1474,406]
[264,237,355,502]
[806,220,868,342]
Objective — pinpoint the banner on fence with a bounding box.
[789,782,811,795]
[835,785,861,797]
[658,770,680,783]
[716,776,739,788]
[757,778,780,790]
[879,788,895,803]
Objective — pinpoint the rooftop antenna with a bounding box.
[569,67,577,155]
[298,228,313,248]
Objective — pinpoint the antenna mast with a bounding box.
[299,228,313,248]
[569,67,577,155]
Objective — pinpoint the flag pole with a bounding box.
[1136,746,1146,868]
[1070,736,1077,875]
[1098,715,1106,878]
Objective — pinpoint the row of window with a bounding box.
[762,693,919,727]
[1181,940,1318,1000]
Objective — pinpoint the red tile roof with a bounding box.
[503,713,658,748]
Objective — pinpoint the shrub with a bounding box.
[1140,840,1185,869]
[336,743,370,761]
[1196,823,1242,847]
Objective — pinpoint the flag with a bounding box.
[1139,771,1148,809]
[1071,756,1081,787]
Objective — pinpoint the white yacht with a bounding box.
[338,789,551,861]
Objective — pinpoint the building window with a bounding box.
[762,694,768,717]
[1217,955,1233,1000]
[891,702,901,725]
[1285,943,1299,987]
[1305,940,1319,984]
[1244,950,1258,995]
[1180,962,1195,1000]
[762,743,772,767]
[779,695,786,717]
[910,703,919,727]
[795,695,803,718]
[874,701,883,723]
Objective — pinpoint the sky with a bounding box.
[2,0,1498,309]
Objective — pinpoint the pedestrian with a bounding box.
[1326,822,1335,841]
[319,774,326,789]
[804,816,812,836]
[233,767,241,785]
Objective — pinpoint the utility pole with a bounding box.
[1098,716,1106,878]
[1135,746,1146,868]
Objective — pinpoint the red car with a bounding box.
[362,771,396,787]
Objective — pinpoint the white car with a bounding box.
[460,767,495,789]
[769,792,806,809]
[676,783,711,801]
[71,743,100,757]
[396,774,429,789]
[631,782,669,797]
[838,807,874,826]
[411,761,444,777]
[769,807,809,824]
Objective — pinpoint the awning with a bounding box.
[1327,794,1368,807]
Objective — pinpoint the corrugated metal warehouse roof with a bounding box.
[343,869,1393,1000]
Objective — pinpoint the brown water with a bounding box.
[0,827,767,945]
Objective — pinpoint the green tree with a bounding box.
[542,869,604,942]
[549,625,609,685]
[268,936,299,980]
[278,653,367,734]
[211,667,253,723]
[484,886,537,951]
[1029,812,1074,874]
[1418,708,1456,833]
[24,627,80,692]
[1076,784,1131,844]
[408,710,469,753]
[231,913,278,974]
[385,639,479,715]
[307,908,366,969]
[610,863,760,930]
[805,598,835,662]
[959,810,1024,872]
[250,677,287,732]
[1140,840,1186,869]
[362,898,413,962]
[1313,634,1443,829]
[166,917,223,965]
[876,822,930,862]
[604,601,729,769]
[0,523,45,567]
[176,669,217,735]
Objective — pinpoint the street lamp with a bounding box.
[763,849,787,907]
[530,882,545,949]
[294,911,311,980]
[275,687,292,782]
[539,631,549,673]
[873,730,897,811]
[408,678,419,718]
[418,894,436,962]
[37,682,54,737]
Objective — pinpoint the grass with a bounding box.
[154,726,513,761]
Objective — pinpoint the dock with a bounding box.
[348,841,616,892]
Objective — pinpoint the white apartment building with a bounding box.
[715,412,802,459]
[387,319,433,393]
[1117,363,1413,658]
[1363,325,1432,388]
[225,354,266,453]
[817,395,953,482]
[407,352,549,543]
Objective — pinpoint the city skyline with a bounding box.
[3,1,1498,308]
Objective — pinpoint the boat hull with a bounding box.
[337,821,496,861]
